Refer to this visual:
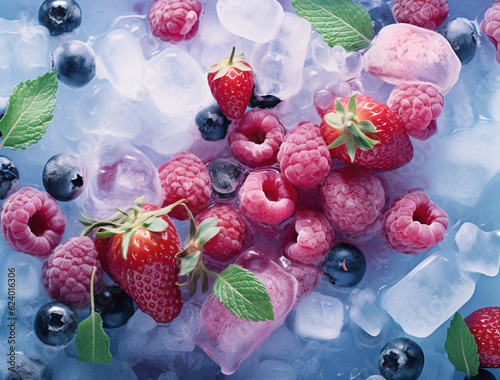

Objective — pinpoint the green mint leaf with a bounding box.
[179,250,201,276]
[292,0,372,51]
[213,264,274,322]
[0,72,58,151]
[445,312,479,378]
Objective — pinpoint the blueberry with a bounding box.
[42,153,87,201]
[94,286,135,329]
[34,302,78,346]
[195,104,231,141]
[378,338,424,380]
[208,159,243,199]
[7,353,49,380]
[438,18,477,64]
[466,369,498,380]
[369,4,396,36]
[249,86,281,109]
[322,243,366,287]
[38,0,82,36]
[0,156,20,200]
[52,40,96,88]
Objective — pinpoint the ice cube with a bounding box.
[158,303,199,352]
[195,248,298,375]
[51,358,137,380]
[1,252,42,301]
[255,359,297,380]
[348,288,388,337]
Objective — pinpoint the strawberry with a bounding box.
[206,46,254,120]
[464,307,500,368]
[320,93,414,171]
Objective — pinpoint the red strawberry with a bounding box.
[320,94,413,171]
[206,47,253,120]
[464,307,500,368]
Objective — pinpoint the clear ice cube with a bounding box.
[348,288,388,337]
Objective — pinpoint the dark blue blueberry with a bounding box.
[0,156,20,200]
[249,87,281,109]
[42,153,87,201]
[378,338,424,380]
[196,104,231,141]
[466,369,498,380]
[38,0,82,36]
[438,18,477,64]
[52,40,96,88]
[7,353,49,380]
[34,302,78,346]
[369,4,396,36]
[94,286,135,329]
[208,159,243,199]
[322,243,366,287]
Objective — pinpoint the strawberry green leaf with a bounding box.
[179,250,201,276]
[348,93,357,114]
[324,112,343,129]
[358,120,378,134]
[334,98,346,115]
[445,312,479,378]
[292,0,372,51]
[143,217,169,232]
[345,136,356,162]
[0,72,58,151]
[327,134,345,149]
[213,264,274,322]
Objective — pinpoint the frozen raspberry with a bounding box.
[148,0,203,43]
[158,151,211,220]
[387,82,444,140]
[239,169,296,225]
[277,121,332,189]
[1,187,66,257]
[195,204,246,262]
[481,1,500,62]
[229,110,285,167]
[41,236,105,309]
[383,191,449,254]
[285,208,335,264]
[392,0,449,30]
[320,167,385,236]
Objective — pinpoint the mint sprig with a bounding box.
[292,0,372,51]
[0,72,58,151]
[76,267,112,364]
[445,312,479,378]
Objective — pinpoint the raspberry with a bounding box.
[1,187,66,257]
[383,191,449,254]
[148,0,203,43]
[320,167,385,236]
[41,236,105,309]
[277,121,332,188]
[285,208,335,264]
[229,110,285,167]
[387,82,444,140]
[239,169,296,225]
[392,0,449,30]
[158,151,211,220]
[195,204,247,262]
[480,1,500,62]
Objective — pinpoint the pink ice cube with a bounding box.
[195,248,298,375]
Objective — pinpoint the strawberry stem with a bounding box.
[228,46,236,66]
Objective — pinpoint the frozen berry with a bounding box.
[322,243,366,287]
[383,191,448,254]
[38,0,82,36]
[94,286,135,329]
[229,109,285,167]
[148,0,203,43]
[196,104,231,141]
[52,40,96,88]
[0,155,20,200]
[277,121,332,189]
[438,17,477,64]
[249,86,282,109]
[42,153,87,201]
[1,187,66,257]
[464,307,500,369]
[239,169,296,225]
[158,151,211,220]
[480,1,500,63]
[378,338,424,380]
[392,0,449,30]
[208,159,244,199]
[33,302,78,346]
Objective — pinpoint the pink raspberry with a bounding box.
[158,151,211,220]
[480,1,500,61]
[1,187,66,257]
[277,121,332,189]
[383,191,449,254]
[320,167,385,236]
[148,0,203,43]
[239,169,296,225]
[195,204,247,262]
[285,208,335,264]
[229,110,285,168]
[387,82,444,140]
[41,236,105,309]
[392,0,449,30]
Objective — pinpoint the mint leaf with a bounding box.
[0,72,58,150]
[445,312,479,378]
[213,264,274,322]
[292,0,372,51]
[76,267,112,364]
